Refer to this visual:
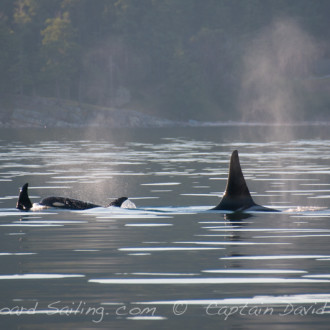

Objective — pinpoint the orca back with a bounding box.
[40,197,100,210]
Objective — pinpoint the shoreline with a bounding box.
[1,95,329,128]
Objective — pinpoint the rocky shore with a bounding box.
[1,96,329,129]
[0,96,178,128]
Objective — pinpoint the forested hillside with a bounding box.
[1,0,330,121]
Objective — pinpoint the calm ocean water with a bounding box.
[0,126,330,329]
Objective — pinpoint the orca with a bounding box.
[16,183,131,211]
[16,150,277,213]
[212,150,279,212]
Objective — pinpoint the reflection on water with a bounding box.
[0,126,329,329]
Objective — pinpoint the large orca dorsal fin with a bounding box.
[16,183,33,211]
[212,150,256,211]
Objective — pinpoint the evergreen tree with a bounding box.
[40,11,78,98]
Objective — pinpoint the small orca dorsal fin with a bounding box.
[16,183,33,211]
[212,150,257,211]
[108,197,128,207]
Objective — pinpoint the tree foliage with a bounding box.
[1,0,330,120]
[41,12,78,98]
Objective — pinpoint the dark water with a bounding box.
[0,126,330,329]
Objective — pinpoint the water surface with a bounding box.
[0,126,330,329]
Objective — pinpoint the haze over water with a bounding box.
[0,125,330,329]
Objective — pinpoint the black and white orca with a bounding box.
[211,150,279,212]
[16,150,278,213]
[16,183,132,211]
